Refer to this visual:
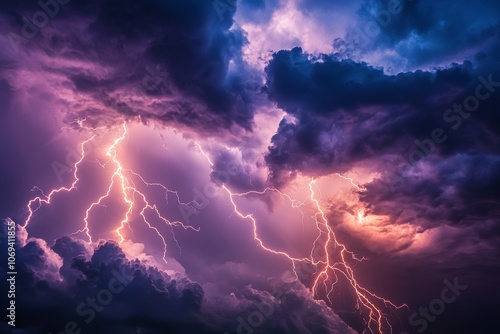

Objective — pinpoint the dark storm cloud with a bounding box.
[205,282,356,334]
[345,0,500,67]
[362,154,500,228]
[0,220,354,334]
[0,0,258,132]
[264,42,500,232]
[266,47,472,112]
[0,224,206,333]
[265,47,500,182]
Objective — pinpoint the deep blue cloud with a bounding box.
[265,46,500,183]
[345,0,500,68]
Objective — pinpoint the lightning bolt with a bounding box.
[195,143,407,334]
[335,173,367,191]
[24,134,98,228]
[24,119,199,264]
[23,119,406,332]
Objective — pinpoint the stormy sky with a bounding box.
[0,0,499,333]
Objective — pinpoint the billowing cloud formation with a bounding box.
[341,0,500,70]
[266,46,496,178]
[264,38,500,262]
[265,44,499,176]
[0,220,355,334]
[362,154,500,228]
[0,0,258,133]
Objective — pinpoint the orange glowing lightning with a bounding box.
[195,143,407,334]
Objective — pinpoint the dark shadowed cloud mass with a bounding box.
[0,220,356,334]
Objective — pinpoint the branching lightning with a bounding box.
[23,120,405,333]
[195,144,407,334]
[24,134,97,228]
[24,120,199,264]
